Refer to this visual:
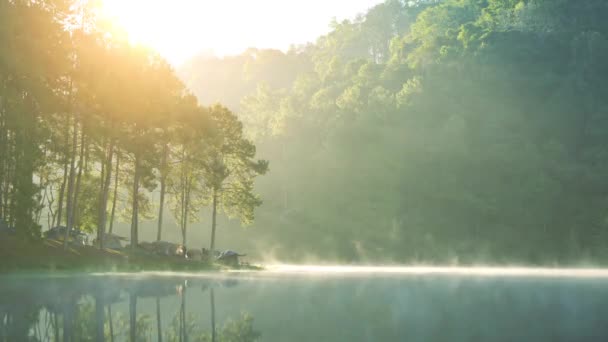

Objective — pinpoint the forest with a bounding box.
[0,0,268,254]
[181,0,608,264]
[3,0,608,265]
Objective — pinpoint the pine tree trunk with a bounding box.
[97,141,114,249]
[55,157,68,227]
[63,115,78,250]
[130,154,140,249]
[182,178,191,247]
[55,112,70,227]
[210,189,218,254]
[179,148,186,246]
[109,153,120,234]
[180,180,185,246]
[179,179,186,246]
[35,157,47,225]
[99,149,105,193]
[157,144,168,241]
[71,130,86,230]
[157,177,166,241]
[84,136,90,171]
[46,187,55,229]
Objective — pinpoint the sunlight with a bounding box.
[99,0,385,65]
[101,0,161,45]
[100,0,241,63]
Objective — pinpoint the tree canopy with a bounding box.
[0,0,267,252]
[4,0,608,264]
[181,0,608,264]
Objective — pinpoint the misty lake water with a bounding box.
[2,267,608,341]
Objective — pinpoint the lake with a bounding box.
[2,266,608,341]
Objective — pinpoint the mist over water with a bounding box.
[2,268,608,341]
[265,265,608,278]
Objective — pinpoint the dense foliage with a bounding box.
[4,0,608,265]
[182,0,608,264]
[0,0,267,251]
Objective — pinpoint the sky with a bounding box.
[102,0,385,66]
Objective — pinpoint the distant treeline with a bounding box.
[0,1,267,251]
[181,0,608,264]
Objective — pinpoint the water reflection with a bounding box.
[2,271,608,341]
[0,275,258,342]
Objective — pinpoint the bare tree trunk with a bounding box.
[46,185,55,229]
[157,144,168,241]
[36,180,48,226]
[109,153,120,234]
[55,150,68,227]
[84,135,90,171]
[99,146,105,193]
[35,148,48,225]
[63,114,78,250]
[180,181,185,245]
[97,141,114,249]
[157,178,166,241]
[53,113,70,226]
[71,130,86,230]
[210,189,218,254]
[130,154,140,249]
[182,177,191,247]
[179,148,187,246]
[180,177,189,246]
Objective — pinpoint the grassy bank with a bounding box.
[0,235,259,273]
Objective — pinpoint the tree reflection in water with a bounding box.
[0,276,260,342]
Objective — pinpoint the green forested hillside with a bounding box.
[181,0,608,264]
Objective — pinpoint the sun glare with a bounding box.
[100,0,238,64]
[101,0,159,45]
[99,0,386,66]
